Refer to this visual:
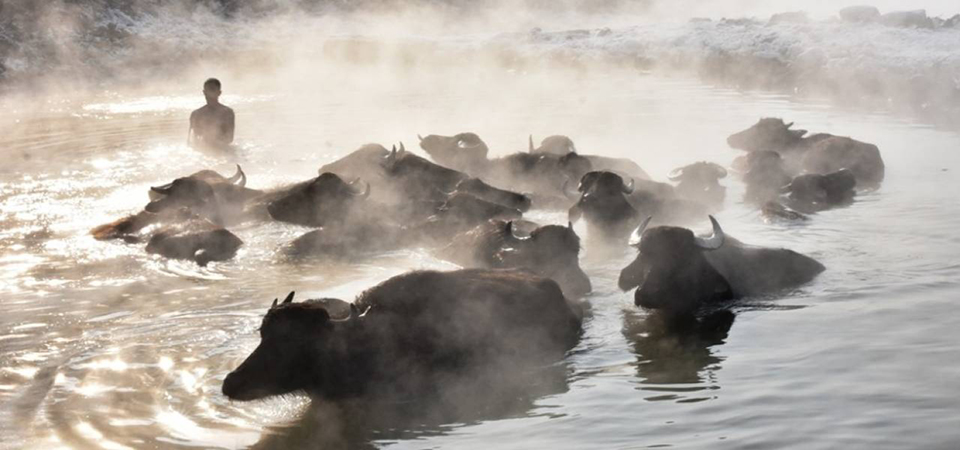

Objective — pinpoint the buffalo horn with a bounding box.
[227,164,246,187]
[417,134,424,142]
[529,135,535,152]
[562,179,580,200]
[348,178,371,198]
[785,121,794,129]
[634,216,652,239]
[399,142,406,154]
[271,298,278,308]
[505,221,529,241]
[694,216,725,250]
[282,291,295,304]
[667,167,684,181]
[712,163,728,179]
[623,178,635,194]
[151,183,173,195]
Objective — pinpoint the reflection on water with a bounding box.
[250,362,571,450]
[623,310,734,403]
[1,59,960,449]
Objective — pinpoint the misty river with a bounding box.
[2,27,960,450]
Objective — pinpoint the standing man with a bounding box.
[189,78,235,149]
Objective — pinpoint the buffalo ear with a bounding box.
[282,291,295,304]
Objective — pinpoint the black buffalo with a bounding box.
[668,161,728,208]
[285,192,523,258]
[783,169,857,213]
[146,221,243,266]
[440,220,591,298]
[527,134,651,181]
[567,171,706,245]
[145,165,262,226]
[728,118,884,187]
[319,143,531,216]
[264,172,370,228]
[619,216,825,317]
[222,269,583,402]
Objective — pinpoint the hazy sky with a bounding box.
[649,1,957,19]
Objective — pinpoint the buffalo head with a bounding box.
[529,135,577,155]
[567,171,639,243]
[222,292,366,401]
[497,221,591,298]
[668,162,727,206]
[418,132,489,171]
[727,118,807,152]
[619,216,733,317]
[784,169,857,211]
[146,226,243,266]
[267,173,370,227]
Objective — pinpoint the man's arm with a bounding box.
[187,110,196,145]
[224,108,235,144]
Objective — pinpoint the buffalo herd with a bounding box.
[90,118,884,407]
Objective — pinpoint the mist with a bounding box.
[2,0,960,449]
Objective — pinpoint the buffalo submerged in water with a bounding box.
[440,219,592,299]
[727,117,885,188]
[619,216,825,317]
[222,269,583,402]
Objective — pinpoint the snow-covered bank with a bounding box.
[2,2,959,128]
[499,15,960,127]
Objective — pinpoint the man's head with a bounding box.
[203,78,222,102]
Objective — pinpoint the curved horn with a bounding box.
[271,298,278,308]
[398,142,406,154]
[785,121,794,129]
[694,216,725,250]
[417,134,424,142]
[712,163,728,179]
[634,216,652,239]
[282,291,295,304]
[529,135,535,152]
[226,164,246,187]
[667,167,684,181]
[151,183,173,195]
[505,221,529,241]
[348,177,370,198]
[562,179,581,200]
[622,178,635,194]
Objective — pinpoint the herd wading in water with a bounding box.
[90,79,885,410]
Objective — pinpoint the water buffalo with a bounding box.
[527,135,651,181]
[567,171,706,245]
[319,143,531,215]
[801,136,884,188]
[147,164,247,201]
[727,118,834,174]
[145,222,243,266]
[418,132,489,173]
[285,192,523,258]
[264,172,370,228]
[783,169,857,213]
[728,118,884,186]
[619,216,825,317]
[742,151,793,205]
[440,220,591,298]
[221,269,583,402]
[668,161,728,207]
[145,165,263,226]
[484,151,593,209]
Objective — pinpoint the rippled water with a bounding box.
[1,64,959,449]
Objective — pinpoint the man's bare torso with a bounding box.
[190,104,235,148]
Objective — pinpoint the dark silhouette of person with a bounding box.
[189,78,235,149]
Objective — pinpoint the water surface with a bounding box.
[1,66,959,449]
